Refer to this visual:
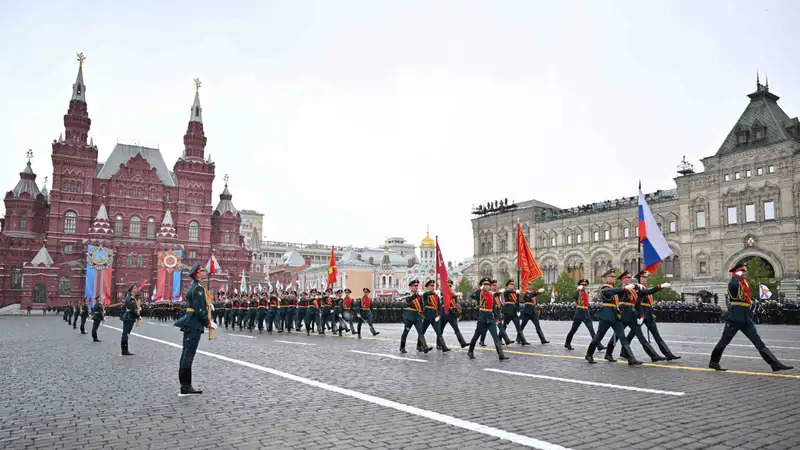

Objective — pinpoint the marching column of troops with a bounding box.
[62,260,793,396]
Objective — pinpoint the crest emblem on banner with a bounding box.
[159,250,182,273]
[87,246,114,270]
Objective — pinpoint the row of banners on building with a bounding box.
[84,247,184,304]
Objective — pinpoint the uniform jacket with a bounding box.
[726,275,753,324]
[635,284,661,321]
[174,281,209,332]
[91,302,104,321]
[521,291,541,315]
[421,291,440,318]
[595,284,626,323]
[502,290,520,315]
[122,294,141,323]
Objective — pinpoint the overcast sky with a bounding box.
[1,0,799,261]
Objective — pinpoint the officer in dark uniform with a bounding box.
[518,283,547,345]
[709,265,793,372]
[286,291,297,333]
[332,289,347,335]
[500,280,529,345]
[604,271,665,363]
[306,289,321,335]
[91,297,104,342]
[79,299,90,334]
[584,269,641,365]
[175,263,214,395]
[322,289,334,331]
[438,280,467,348]
[467,277,508,361]
[399,280,432,353]
[248,295,258,332]
[121,283,142,356]
[63,302,71,323]
[417,280,449,352]
[343,289,356,334]
[256,294,268,333]
[72,300,80,328]
[357,288,380,337]
[224,296,232,330]
[564,279,605,351]
[232,296,241,330]
[296,292,308,331]
[623,270,680,361]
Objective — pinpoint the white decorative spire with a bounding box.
[30,244,54,268]
[162,209,174,226]
[190,78,203,123]
[95,203,109,221]
[72,53,87,102]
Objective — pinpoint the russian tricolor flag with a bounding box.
[638,184,673,273]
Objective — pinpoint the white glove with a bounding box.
[636,317,644,326]
[660,282,671,289]
[736,271,744,277]
[624,284,636,290]
[637,284,645,290]
[516,289,521,294]
[499,289,506,294]
[210,304,215,312]
[435,316,440,322]
[537,288,545,294]
[577,285,584,291]
[210,321,218,330]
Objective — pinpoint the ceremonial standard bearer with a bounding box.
[605,271,665,363]
[518,283,549,345]
[175,263,216,395]
[120,283,141,356]
[623,270,679,361]
[709,264,793,372]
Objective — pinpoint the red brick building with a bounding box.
[0,57,250,309]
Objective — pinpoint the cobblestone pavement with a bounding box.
[1,317,798,450]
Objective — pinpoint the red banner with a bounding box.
[435,237,454,314]
[517,223,542,288]
[327,248,338,286]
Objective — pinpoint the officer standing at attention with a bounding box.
[79,299,90,335]
[175,263,216,395]
[399,280,432,354]
[438,280,467,348]
[584,269,641,365]
[121,283,142,356]
[357,288,380,338]
[467,277,508,361]
[564,279,605,351]
[709,264,793,372]
[91,297,104,342]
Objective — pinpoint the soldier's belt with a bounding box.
[186,308,195,312]
[640,304,652,308]
[576,306,588,309]
[601,303,619,308]
[405,308,422,313]
[424,306,437,310]
[479,308,494,312]
[619,302,636,307]
[730,302,751,308]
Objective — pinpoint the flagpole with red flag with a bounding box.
[517,223,542,288]
[434,237,453,315]
[327,247,338,288]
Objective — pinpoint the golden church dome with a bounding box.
[420,232,435,248]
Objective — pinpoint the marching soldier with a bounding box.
[256,294,268,333]
[479,280,512,346]
[72,300,80,328]
[518,283,548,344]
[399,280,432,353]
[332,289,347,335]
[439,280,467,348]
[467,277,508,361]
[565,279,605,351]
[322,289,334,332]
[343,289,356,335]
[296,292,308,331]
[286,291,297,333]
[63,301,71,323]
[121,283,142,356]
[224,296,233,330]
[584,269,641,365]
[91,297,104,342]
[232,296,241,330]
[79,299,90,335]
[357,288,379,338]
[622,270,680,361]
[604,271,665,363]
[175,263,216,396]
[248,295,257,332]
[306,289,322,336]
[417,280,449,352]
[709,264,793,372]
[500,280,530,345]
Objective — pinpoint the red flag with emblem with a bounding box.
[517,223,542,287]
[327,248,338,286]
[435,237,454,314]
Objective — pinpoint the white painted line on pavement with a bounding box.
[158,324,170,327]
[485,368,686,397]
[146,321,156,325]
[664,335,800,344]
[101,324,568,450]
[349,350,429,363]
[227,334,255,339]
[275,340,316,346]
[675,351,799,362]
[666,340,800,350]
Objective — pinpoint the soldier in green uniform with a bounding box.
[224,295,232,330]
[296,292,308,332]
[565,279,605,351]
[343,289,357,335]
[79,299,90,335]
[479,280,512,346]
[709,265,793,372]
[584,270,641,365]
[399,280,432,353]
[121,283,142,356]
[467,277,508,361]
[248,296,258,332]
[321,289,334,332]
[621,270,679,360]
[306,289,322,335]
[286,291,297,333]
[332,289,347,335]
[256,293,268,333]
[417,280,449,352]
[175,263,214,395]
[63,301,71,323]
[518,283,548,345]
[500,280,530,345]
[91,296,104,342]
[438,280,466,348]
[604,271,665,363]
[357,288,379,338]
[72,300,80,328]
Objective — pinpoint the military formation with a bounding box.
[60,261,794,397]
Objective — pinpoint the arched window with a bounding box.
[188,221,199,241]
[225,231,231,244]
[146,217,155,239]
[382,276,386,288]
[59,276,71,295]
[137,254,143,267]
[673,255,681,280]
[63,211,77,234]
[150,188,156,200]
[126,253,133,267]
[499,239,506,252]
[76,181,82,193]
[199,194,204,205]
[129,216,141,238]
[117,185,125,197]
[100,184,107,196]
[115,215,123,237]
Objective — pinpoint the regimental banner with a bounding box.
[85,245,114,305]
[156,250,183,301]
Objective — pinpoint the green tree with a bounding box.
[530,277,551,303]
[745,257,777,299]
[553,271,577,303]
[455,278,473,298]
[646,267,679,301]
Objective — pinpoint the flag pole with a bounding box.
[435,235,439,293]
[639,180,651,343]
[516,220,521,287]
